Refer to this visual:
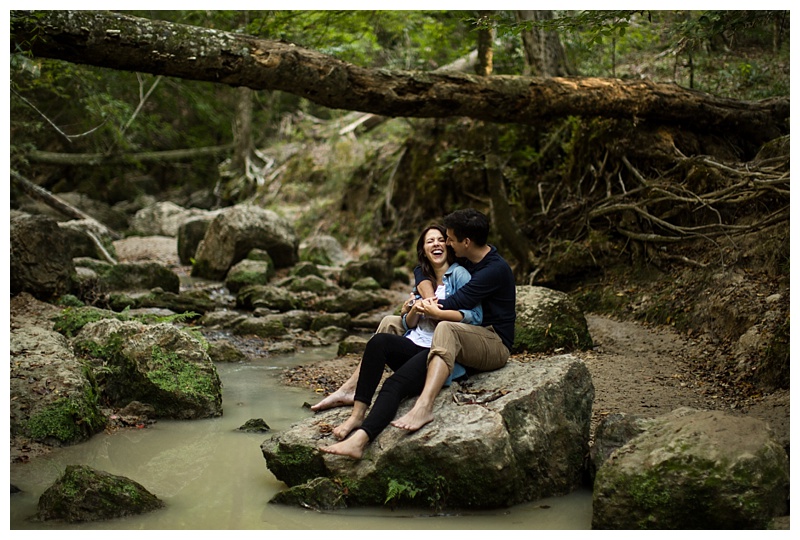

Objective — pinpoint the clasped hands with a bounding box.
[401,293,444,319]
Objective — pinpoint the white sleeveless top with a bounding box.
[406,284,446,348]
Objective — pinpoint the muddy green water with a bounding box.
[9,347,592,530]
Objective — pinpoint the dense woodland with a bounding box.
[9,10,790,390]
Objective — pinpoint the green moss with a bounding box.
[52,306,123,338]
[513,313,593,353]
[147,346,216,398]
[27,383,106,444]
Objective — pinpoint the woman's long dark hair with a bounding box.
[416,224,455,283]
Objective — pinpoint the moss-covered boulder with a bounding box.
[339,258,393,289]
[35,465,164,522]
[514,285,593,353]
[10,301,107,445]
[315,289,393,316]
[74,319,222,419]
[290,260,324,278]
[592,408,790,529]
[236,284,299,312]
[286,274,339,295]
[101,261,181,294]
[299,234,349,267]
[224,258,275,293]
[309,312,352,332]
[232,315,287,339]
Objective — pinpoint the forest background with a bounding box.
[8,10,791,398]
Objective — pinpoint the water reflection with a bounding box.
[9,347,592,530]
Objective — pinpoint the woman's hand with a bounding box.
[400,293,416,316]
[417,297,445,319]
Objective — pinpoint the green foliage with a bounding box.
[384,479,420,505]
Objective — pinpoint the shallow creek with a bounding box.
[9,346,592,530]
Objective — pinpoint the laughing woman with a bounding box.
[320,224,482,459]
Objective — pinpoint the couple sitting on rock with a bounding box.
[312,208,516,459]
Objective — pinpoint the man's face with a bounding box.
[445,228,466,258]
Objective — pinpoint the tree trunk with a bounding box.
[516,10,574,77]
[11,10,788,148]
[475,11,494,77]
[231,87,254,174]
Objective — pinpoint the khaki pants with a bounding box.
[428,321,509,374]
[376,315,405,336]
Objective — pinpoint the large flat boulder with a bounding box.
[262,354,594,510]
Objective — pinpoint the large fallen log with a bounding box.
[11,11,789,148]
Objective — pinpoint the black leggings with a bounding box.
[353,333,430,441]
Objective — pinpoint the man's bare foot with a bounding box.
[391,405,434,432]
[332,415,363,440]
[320,430,369,459]
[310,389,355,412]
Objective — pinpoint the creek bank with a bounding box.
[8,206,790,527]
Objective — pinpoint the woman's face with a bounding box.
[423,228,448,267]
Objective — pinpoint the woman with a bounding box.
[320,224,481,459]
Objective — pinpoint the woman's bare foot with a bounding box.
[391,405,434,432]
[332,415,363,440]
[310,389,355,412]
[320,430,370,459]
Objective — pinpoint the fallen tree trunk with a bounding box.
[11,10,789,149]
[24,144,234,166]
[11,170,121,239]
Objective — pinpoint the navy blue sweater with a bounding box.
[415,246,516,350]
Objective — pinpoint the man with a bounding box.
[391,208,516,431]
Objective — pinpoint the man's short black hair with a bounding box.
[443,208,489,246]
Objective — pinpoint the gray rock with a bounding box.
[290,260,324,278]
[262,355,593,510]
[208,340,248,363]
[191,204,298,280]
[339,258,393,289]
[236,284,299,312]
[337,335,368,356]
[10,310,106,444]
[177,216,214,265]
[592,407,790,529]
[310,312,351,332]
[315,289,393,316]
[224,259,274,293]
[130,201,213,237]
[11,213,75,300]
[514,285,593,352]
[233,315,287,339]
[299,234,350,267]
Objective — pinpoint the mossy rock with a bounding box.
[35,465,164,522]
[513,285,593,353]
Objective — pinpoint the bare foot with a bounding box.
[320,430,369,459]
[332,415,363,440]
[310,389,355,412]
[391,405,434,432]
